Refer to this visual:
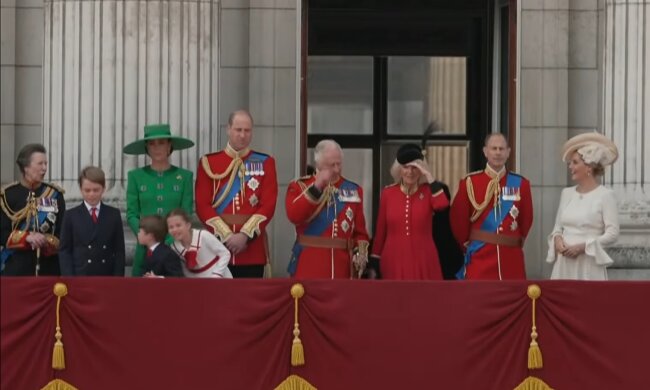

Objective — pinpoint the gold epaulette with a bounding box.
[294,175,315,191]
[44,182,65,194]
[0,181,19,196]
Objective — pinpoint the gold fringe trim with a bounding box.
[527,284,543,369]
[52,283,68,370]
[274,375,317,390]
[513,376,554,390]
[290,283,305,367]
[41,379,79,390]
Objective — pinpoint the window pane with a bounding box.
[307,56,374,134]
[307,148,373,231]
[380,142,468,198]
[387,57,467,135]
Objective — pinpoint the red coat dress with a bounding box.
[285,175,370,279]
[450,167,533,280]
[371,182,449,280]
[195,144,278,266]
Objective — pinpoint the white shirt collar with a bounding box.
[149,242,161,252]
[84,201,101,214]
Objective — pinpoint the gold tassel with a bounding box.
[290,283,305,367]
[52,283,68,370]
[527,284,543,369]
[274,374,317,390]
[513,376,554,390]
[41,379,79,390]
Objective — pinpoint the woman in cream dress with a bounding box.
[546,133,620,280]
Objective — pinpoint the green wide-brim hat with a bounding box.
[122,124,195,155]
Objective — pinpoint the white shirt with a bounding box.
[84,201,101,216]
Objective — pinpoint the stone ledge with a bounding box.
[607,246,650,268]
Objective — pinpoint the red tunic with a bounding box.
[195,145,278,266]
[285,175,370,279]
[450,168,533,280]
[371,183,449,280]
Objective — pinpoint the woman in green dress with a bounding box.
[123,124,195,276]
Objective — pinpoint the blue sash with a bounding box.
[213,152,268,214]
[1,189,60,270]
[456,173,521,280]
[287,180,357,276]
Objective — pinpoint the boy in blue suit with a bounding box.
[59,166,125,276]
[138,215,183,278]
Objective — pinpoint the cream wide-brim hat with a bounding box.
[561,132,619,167]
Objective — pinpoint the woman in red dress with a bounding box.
[370,144,449,280]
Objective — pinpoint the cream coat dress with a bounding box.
[546,186,619,280]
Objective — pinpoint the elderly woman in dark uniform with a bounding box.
[0,144,66,276]
[123,124,195,276]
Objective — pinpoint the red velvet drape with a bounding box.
[2,278,648,389]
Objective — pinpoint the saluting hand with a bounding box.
[407,160,435,183]
[314,168,333,190]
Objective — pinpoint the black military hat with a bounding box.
[396,143,424,165]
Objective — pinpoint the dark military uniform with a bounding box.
[0,181,66,276]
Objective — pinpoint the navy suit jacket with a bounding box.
[143,243,183,277]
[59,202,126,276]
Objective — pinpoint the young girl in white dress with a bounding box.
[546,132,620,280]
[167,208,232,278]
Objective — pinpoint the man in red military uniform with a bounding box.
[450,133,533,280]
[195,110,278,278]
[285,140,370,279]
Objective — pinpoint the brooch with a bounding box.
[249,194,259,207]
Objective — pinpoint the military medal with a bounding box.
[341,220,350,233]
[47,212,56,223]
[509,205,519,219]
[249,194,259,207]
[345,207,354,221]
[247,177,260,191]
[244,162,251,176]
[38,198,57,212]
[510,221,519,231]
[502,187,521,201]
[40,222,50,233]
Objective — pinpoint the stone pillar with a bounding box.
[1,0,45,184]
[43,0,219,203]
[601,0,650,279]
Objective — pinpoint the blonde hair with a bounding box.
[390,159,428,185]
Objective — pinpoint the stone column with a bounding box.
[43,0,219,203]
[601,0,650,278]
